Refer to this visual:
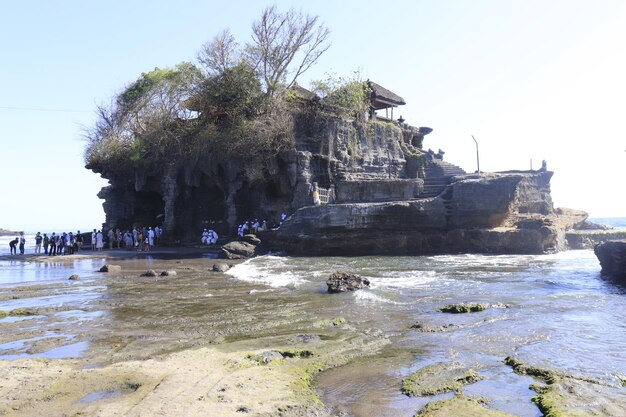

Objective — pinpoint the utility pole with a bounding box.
[471,135,480,174]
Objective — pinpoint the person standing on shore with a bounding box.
[91,229,97,251]
[58,233,66,255]
[43,233,49,255]
[76,231,83,252]
[96,230,104,251]
[148,227,155,249]
[9,237,18,255]
[67,232,75,255]
[19,232,25,255]
[155,226,161,246]
[35,232,43,254]
[49,233,57,256]
[136,229,143,251]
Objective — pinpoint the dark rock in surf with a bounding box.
[140,269,158,277]
[220,241,257,259]
[99,264,121,273]
[326,271,370,293]
[212,262,231,272]
[594,241,626,279]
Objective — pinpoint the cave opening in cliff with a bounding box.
[134,191,165,228]
[188,184,227,230]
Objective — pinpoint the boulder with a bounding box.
[140,269,158,277]
[99,264,121,273]
[239,234,261,246]
[220,241,257,259]
[212,262,231,272]
[160,270,177,276]
[594,241,626,279]
[326,271,370,293]
[68,274,80,280]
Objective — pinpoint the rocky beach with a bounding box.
[2,246,626,416]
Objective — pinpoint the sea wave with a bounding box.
[368,270,440,290]
[353,290,403,305]
[226,255,308,288]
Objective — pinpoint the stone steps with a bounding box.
[421,176,453,198]
[424,160,467,178]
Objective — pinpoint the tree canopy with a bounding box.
[85,7,361,179]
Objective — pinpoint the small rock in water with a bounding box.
[99,264,121,273]
[212,262,230,272]
[68,274,80,280]
[438,303,488,314]
[140,269,158,277]
[160,270,177,276]
[326,270,370,293]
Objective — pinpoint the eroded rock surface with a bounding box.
[326,271,370,293]
[594,241,626,278]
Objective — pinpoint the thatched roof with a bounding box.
[368,80,406,110]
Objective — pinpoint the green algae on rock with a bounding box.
[401,362,483,397]
[9,308,37,317]
[438,303,488,314]
[505,356,626,417]
[415,395,517,417]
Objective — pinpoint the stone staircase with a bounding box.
[420,160,467,198]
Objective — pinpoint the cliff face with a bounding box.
[271,171,565,255]
[93,111,568,255]
[93,116,427,237]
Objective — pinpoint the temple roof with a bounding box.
[368,80,406,110]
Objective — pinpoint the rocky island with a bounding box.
[88,76,587,256]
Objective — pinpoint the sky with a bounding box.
[1,0,625,231]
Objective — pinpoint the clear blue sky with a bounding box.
[1,0,625,231]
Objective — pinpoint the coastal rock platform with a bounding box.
[271,171,579,256]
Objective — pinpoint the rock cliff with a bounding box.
[91,108,575,255]
[270,171,570,255]
[594,241,626,279]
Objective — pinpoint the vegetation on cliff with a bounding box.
[84,6,370,182]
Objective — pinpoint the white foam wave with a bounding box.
[226,256,308,288]
[353,290,401,304]
[368,270,441,290]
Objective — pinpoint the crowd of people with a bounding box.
[91,226,163,252]
[6,226,163,256]
[235,213,287,237]
[8,213,292,255]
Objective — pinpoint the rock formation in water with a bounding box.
[88,80,582,255]
[594,241,626,279]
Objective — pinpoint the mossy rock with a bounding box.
[68,274,80,280]
[504,356,557,384]
[438,303,488,314]
[0,310,8,318]
[10,308,36,316]
[416,395,516,417]
[402,362,483,397]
